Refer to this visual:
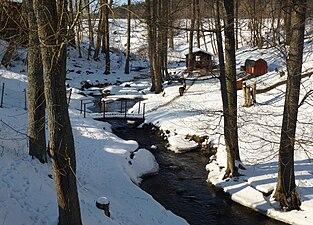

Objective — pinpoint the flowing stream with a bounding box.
[111,121,287,225]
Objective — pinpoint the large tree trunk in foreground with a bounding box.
[274,0,306,211]
[27,0,46,163]
[222,0,241,179]
[33,0,83,224]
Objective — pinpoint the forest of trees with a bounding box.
[0,0,310,223]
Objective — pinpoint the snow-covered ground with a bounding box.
[1,18,313,225]
[0,39,188,224]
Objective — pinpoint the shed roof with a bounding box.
[184,47,214,56]
[245,58,267,67]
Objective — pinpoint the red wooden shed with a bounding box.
[245,59,268,77]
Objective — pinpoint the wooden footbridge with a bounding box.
[80,96,146,123]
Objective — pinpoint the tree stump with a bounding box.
[242,83,252,107]
[96,197,110,217]
[251,83,256,103]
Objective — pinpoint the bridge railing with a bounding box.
[100,99,145,121]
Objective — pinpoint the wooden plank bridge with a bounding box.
[94,111,145,122]
[80,97,145,123]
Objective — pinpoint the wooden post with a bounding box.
[242,82,252,107]
[143,103,146,119]
[102,101,106,118]
[1,83,4,108]
[67,88,72,105]
[23,89,27,110]
[80,100,83,114]
[138,101,141,114]
[125,100,127,118]
[84,103,86,118]
[251,83,256,103]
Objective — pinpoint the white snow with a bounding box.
[97,197,110,205]
[1,19,313,225]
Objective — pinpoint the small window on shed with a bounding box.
[196,55,201,61]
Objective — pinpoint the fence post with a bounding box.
[251,83,256,103]
[1,83,5,108]
[24,89,27,110]
[80,100,83,114]
[102,101,106,118]
[84,103,86,118]
[143,103,146,119]
[138,101,141,114]
[124,101,127,118]
[67,88,72,105]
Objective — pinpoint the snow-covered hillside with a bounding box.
[1,18,313,225]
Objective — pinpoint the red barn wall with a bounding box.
[254,59,268,77]
[245,59,268,77]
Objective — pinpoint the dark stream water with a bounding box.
[111,121,287,225]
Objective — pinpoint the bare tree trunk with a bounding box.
[270,1,276,46]
[94,0,103,61]
[257,13,263,49]
[274,0,306,211]
[208,16,217,54]
[222,0,241,179]
[145,0,156,91]
[146,0,162,93]
[104,0,110,74]
[276,1,282,45]
[68,0,76,47]
[75,0,82,58]
[168,0,174,49]
[200,19,208,51]
[284,0,292,45]
[252,0,257,47]
[32,0,83,224]
[124,0,131,74]
[234,0,239,50]
[163,0,169,79]
[27,0,46,164]
[84,0,94,59]
[195,0,200,48]
[188,0,195,75]
[154,0,162,93]
[159,0,169,80]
